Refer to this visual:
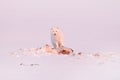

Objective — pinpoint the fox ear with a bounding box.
[56,27,59,29]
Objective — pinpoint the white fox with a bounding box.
[50,27,64,49]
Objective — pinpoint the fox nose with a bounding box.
[54,33,56,36]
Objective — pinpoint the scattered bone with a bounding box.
[93,53,100,57]
[78,52,82,55]
[20,63,39,66]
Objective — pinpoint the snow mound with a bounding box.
[9,47,120,65]
[6,48,120,80]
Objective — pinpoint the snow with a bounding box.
[0,0,120,79]
[0,48,120,80]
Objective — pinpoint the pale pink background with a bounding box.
[0,0,120,54]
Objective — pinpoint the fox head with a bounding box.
[51,27,60,36]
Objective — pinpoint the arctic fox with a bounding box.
[50,27,64,49]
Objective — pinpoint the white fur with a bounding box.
[50,27,64,49]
